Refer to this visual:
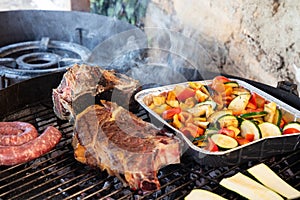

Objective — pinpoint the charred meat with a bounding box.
[72,101,181,191]
[52,64,141,122]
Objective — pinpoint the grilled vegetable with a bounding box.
[283,128,300,135]
[185,189,227,200]
[162,107,181,120]
[176,87,196,101]
[197,100,217,110]
[220,172,284,200]
[248,163,300,199]
[247,92,258,109]
[217,114,239,128]
[232,87,250,96]
[224,81,239,88]
[228,93,251,113]
[282,122,300,134]
[207,110,233,123]
[240,111,268,119]
[145,76,300,152]
[273,109,282,127]
[218,127,236,138]
[258,122,281,138]
[211,134,238,149]
[240,120,261,140]
[235,136,251,145]
[264,102,277,123]
[195,90,209,102]
[187,104,213,118]
[204,137,219,152]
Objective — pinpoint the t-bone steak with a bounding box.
[52,64,141,122]
[72,101,181,191]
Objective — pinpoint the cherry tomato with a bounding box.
[162,107,181,120]
[283,128,300,135]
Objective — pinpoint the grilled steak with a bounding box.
[72,101,181,191]
[52,64,141,122]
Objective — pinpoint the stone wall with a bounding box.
[144,0,300,92]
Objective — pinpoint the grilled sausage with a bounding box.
[0,122,38,146]
[0,126,62,166]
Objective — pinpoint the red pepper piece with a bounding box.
[204,137,219,152]
[236,136,250,145]
[162,107,181,120]
[213,76,231,83]
[176,88,196,101]
[279,119,285,129]
[247,93,257,109]
[283,128,300,135]
[245,133,254,142]
[218,128,235,138]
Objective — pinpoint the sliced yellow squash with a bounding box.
[220,172,283,200]
[228,93,251,113]
[248,163,300,200]
[185,189,227,200]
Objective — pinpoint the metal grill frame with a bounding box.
[0,100,299,200]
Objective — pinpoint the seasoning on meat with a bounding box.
[73,101,181,191]
[0,124,62,166]
[0,122,38,146]
[52,64,141,122]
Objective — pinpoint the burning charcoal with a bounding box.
[103,181,112,190]
[189,173,198,180]
[195,179,203,187]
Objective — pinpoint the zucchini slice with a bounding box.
[232,87,250,96]
[185,189,227,200]
[258,122,281,138]
[207,110,233,123]
[282,121,300,132]
[240,111,268,119]
[240,120,261,140]
[273,109,282,127]
[228,93,251,113]
[211,134,238,149]
[224,81,239,88]
[248,163,300,200]
[197,100,217,110]
[204,127,219,136]
[220,172,284,200]
[217,114,239,128]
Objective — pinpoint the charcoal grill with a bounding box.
[0,71,299,200]
[0,10,144,89]
[0,37,91,88]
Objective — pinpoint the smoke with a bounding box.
[87,27,223,158]
[88,27,219,86]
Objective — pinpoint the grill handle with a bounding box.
[277,81,299,97]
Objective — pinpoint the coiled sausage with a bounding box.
[0,122,38,146]
[0,125,62,166]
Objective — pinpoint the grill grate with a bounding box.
[0,100,299,200]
